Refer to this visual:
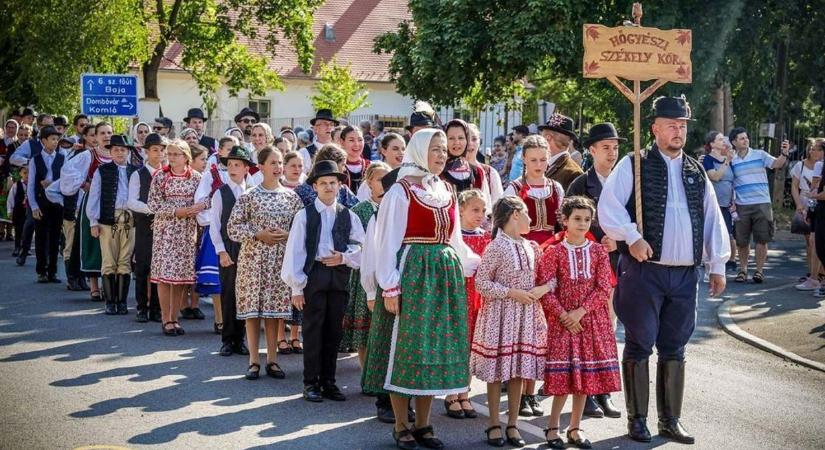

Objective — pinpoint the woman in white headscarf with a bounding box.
[131,122,151,148]
[361,129,480,449]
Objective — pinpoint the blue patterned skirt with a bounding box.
[195,226,221,295]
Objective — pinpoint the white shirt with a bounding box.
[6,181,24,216]
[281,198,366,296]
[27,148,66,211]
[374,180,480,296]
[208,179,247,254]
[127,162,159,215]
[298,139,330,174]
[359,215,379,301]
[195,164,262,226]
[10,139,33,167]
[485,165,504,207]
[356,181,372,202]
[598,152,731,275]
[86,163,129,226]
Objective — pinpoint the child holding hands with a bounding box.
[471,196,549,447]
[537,196,621,449]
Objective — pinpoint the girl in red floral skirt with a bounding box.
[537,196,621,449]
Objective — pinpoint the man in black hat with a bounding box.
[233,107,260,143]
[128,133,167,323]
[298,109,338,174]
[87,135,138,315]
[53,115,69,136]
[598,96,730,444]
[26,126,66,283]
[152,117,174,138]
[539,113,583,190]
[282,160,365,403]
[184,107,217,152]
[566,122,625,419]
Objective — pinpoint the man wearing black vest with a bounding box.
[27,126,65,283]
[598,96,730,445]
[298,109,338,174]
[128,133,166,323]
[87,135,137,315]
[282,160,365,403]
[210,146,253,357]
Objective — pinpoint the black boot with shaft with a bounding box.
[117,274,130,315]
[103,274,117,315]
[657,360,695,444]
[623,359,652,443]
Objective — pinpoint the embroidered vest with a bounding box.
[400,180,456,244]
[97,162,137,225]
[617,146,706,266]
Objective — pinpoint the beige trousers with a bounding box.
[99,210,135,275]
[62,219,75,261]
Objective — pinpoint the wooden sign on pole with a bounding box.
[581,3,692,233]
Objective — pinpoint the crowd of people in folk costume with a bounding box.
[0,94,732,449]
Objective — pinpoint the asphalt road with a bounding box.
[0,240,824,449]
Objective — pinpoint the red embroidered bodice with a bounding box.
[399,179,456,245]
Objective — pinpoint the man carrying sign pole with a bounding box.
[589,4,730,444]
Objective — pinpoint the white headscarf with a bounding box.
[131,122,150,146]
[398,128,446,186]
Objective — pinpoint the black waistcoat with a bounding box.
[33,151,64,208]
[305,143,318,160]
[132,166,154,230]
[13,180,25,209]
[62,151,85,221]
[566,168,606,240]
[303,203,352,275]
[97,162,137,225]
[218,184,241,257]
[617,146,706,266]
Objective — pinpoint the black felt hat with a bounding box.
[106,134,136,151]
[233,107,260,124]
[143,133,168,148]
[582,122,627,149]
[310,109,339,126]
[380,167,400,197]
[650,95,694,121]
[219,145,255,167]
[184,107,207,122]
[307,160,348,184]
[537,113,578,141]
[38,126,61,139]
[154,117,173,129]
[53,115,69,127]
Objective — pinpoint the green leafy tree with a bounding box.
[310,59,370,118]
[0,0,149,114]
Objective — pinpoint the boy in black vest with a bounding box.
[61,136,87,292]
[87,135,137,315]
[282,160,365,403]
[128,133,165,323]
[27,126,65,283]
[211,146,252,357]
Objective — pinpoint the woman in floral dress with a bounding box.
[227,147,303,379]
[365,129,480,449]
[148,139,206,336]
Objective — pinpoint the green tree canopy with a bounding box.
[310,59,370,118]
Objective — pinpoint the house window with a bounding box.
[248,99,271,120]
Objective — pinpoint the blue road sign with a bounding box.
[81,73,138,117]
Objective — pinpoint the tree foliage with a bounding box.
[0,0,323,116]
[375,0,825,149]
[310,59,370,118]
[0,0,149,114]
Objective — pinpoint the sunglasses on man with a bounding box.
[153,126,167,131]
[238,118,257,124]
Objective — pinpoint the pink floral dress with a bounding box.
[148,167,204,284]
[470,233,548,383]
[537,240,621,395]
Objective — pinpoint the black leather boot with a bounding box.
[657,360,695,444]
[77,276,90,291]
[583,395,604,418]
[103,274,117,315]
[595,393,622,418]
[117,274,130,315]
[623,359,652,442]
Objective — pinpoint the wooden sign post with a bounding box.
[582,3,692,232]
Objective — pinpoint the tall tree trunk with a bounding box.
[772,38,789,208]
[141,42,167,100]
[709,85,725,132]
[723,82,734,132]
